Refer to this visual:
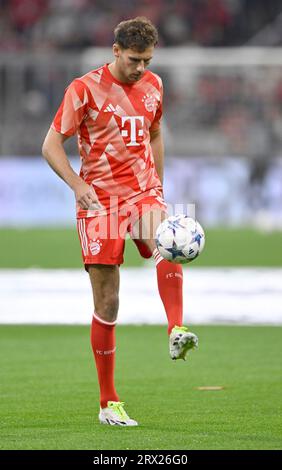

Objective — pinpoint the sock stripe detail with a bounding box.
[153,248,164,265]
[153,248,160,258]
[93,311,117,326]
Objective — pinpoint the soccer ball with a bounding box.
[155,214,205,264]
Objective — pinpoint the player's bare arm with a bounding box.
[42,128,98,210]
[150,127,164,185]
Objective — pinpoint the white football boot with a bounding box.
[169,326,198,361]
[99,401,138,426]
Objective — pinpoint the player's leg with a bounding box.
[89,264,120,323]
[88,264,119,407]
[132,208,198,361]
[132,208,183,331]
[77,216,137,425]
[88,264,138,426]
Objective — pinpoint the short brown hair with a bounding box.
[114,17,158,52]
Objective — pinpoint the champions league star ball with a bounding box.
[155,215,205,264]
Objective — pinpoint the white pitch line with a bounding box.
[0,268,282,325]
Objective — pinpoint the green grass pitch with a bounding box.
[0,325,281,450]
[0,227,282,268]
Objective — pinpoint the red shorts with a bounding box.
[76,196,166,266]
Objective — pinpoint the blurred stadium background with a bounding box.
[0,0,282,450]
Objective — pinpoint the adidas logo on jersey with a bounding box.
[104,103,116,113]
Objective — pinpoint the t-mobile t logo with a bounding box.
[121,116,144,146]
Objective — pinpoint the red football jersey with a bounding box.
[51,64,164,218]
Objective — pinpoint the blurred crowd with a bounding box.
[1,1,282,227]
[164,67,282,158]
[159,65,282,195]
[1,0,282,51]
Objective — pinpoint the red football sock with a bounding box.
[153,249,183,335]
[90,312,119,408]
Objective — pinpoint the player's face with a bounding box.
[114,45,154,83]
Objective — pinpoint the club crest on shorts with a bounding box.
[89,239,102,255]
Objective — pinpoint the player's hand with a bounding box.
[73,181,100,210]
